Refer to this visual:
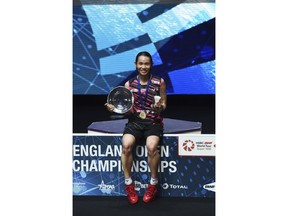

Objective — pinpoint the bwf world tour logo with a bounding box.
[178,135,215,156]
[182,140,195,151]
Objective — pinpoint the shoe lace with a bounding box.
[146,185,156,196]
[126,185,136,197]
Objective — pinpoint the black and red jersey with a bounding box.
[128,75,163,124]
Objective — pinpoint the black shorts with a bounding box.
[123,121,163,141]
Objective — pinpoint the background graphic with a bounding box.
[73,135,215,198]
[73,1,215,95]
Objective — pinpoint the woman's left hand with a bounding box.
[151,100,162,112]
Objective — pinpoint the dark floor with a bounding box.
[73,196,215,216]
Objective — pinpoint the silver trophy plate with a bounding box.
[107,86,134,114]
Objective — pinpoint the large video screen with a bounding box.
[73,1,215,95]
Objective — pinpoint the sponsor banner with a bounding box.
[73,135,215,197]
[178,135,215,156]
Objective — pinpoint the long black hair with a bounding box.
[135,51,153,64]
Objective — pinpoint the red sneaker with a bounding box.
[125,184,138,204]
[143,184,157,203]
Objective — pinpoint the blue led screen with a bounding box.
[73,2,215,95]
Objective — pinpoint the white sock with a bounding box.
[125,177,133,185]
[150,177,158,185]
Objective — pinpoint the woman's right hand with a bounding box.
[104,103,116,113]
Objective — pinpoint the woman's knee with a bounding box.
[122,144,133,155]
[146,142,159,156]
[122,135,135,155]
